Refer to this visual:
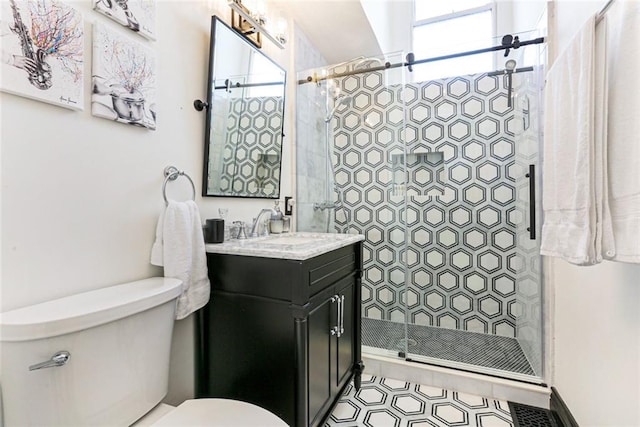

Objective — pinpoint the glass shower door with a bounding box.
[510,61,544,379]
[400,44,544,381]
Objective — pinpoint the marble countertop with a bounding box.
[205,232,364,260]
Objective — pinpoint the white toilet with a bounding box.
[0,277,288,426]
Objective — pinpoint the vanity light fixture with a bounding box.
[228,0,286,49]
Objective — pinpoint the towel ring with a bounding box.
[162,166,196,206]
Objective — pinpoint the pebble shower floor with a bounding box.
[324,374,514,427]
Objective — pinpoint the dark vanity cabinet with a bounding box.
[196,242,364,427]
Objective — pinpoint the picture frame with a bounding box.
[91,23,157,130]
[93,0,156,40]
[0,0,84,111]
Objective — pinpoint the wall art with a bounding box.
[0,0,84,110]
[92,23,156,130]
[93,0,156,40]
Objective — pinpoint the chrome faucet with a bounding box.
[250,208,277,237]
[233,221,247,239]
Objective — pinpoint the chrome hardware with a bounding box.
[162,166,196,206]
[234,221,247,239]
[339,294,345,336]
[313,201,341,211]
[249,208,277,237]
[330,294,340,336]
[328,294,346,338]
[331,294,344,338]
[330,294,339,310]
[29,351,71,371]
[335,294,342,338]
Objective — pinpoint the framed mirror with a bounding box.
[202,16,286,198]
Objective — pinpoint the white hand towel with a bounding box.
[151,200,210,319]
[541,14,603,265]
[604,0,640,263]
[150,208,165,267]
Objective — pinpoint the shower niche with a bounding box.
[391,151,446,197]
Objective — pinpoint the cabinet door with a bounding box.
[307,294,337,427]
[336,279,355,392]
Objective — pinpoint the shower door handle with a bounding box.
[526,164,536,240]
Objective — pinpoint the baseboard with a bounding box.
[550,386,579,427]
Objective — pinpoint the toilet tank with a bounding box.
[0,277,183,426]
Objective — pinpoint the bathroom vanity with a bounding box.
[197,233,364,427]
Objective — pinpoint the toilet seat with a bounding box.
[151,398,288,426]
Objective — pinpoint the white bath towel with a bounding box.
[151,200,210,319]
[593,12,616,262]
[604,0,640,263]
[541,14,604,265]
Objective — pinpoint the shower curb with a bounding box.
[363,353,551,408]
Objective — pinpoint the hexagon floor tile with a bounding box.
[361,318,534,375]
[325,374,514,426]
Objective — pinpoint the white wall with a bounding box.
[361,0,411,55]
[0,0,295,406]
[552,259,640,425]
[511,1,547,33]
[548,1,640,425]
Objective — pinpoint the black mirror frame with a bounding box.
[201,15,286,199]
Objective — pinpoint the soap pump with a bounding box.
[269,201,284,234]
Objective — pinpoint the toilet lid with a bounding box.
[151,398,288,427]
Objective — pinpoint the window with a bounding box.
[412,1,494,82]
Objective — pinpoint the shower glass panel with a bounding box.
[296,74,332,232]
[297,53,411,358]
[295,31,544,383]
[512,56,544,378]
[399,33,544,382]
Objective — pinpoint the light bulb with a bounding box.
[254,0,266,18]
[276,17,287,32]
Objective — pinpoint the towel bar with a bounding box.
[162,166,196,205]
